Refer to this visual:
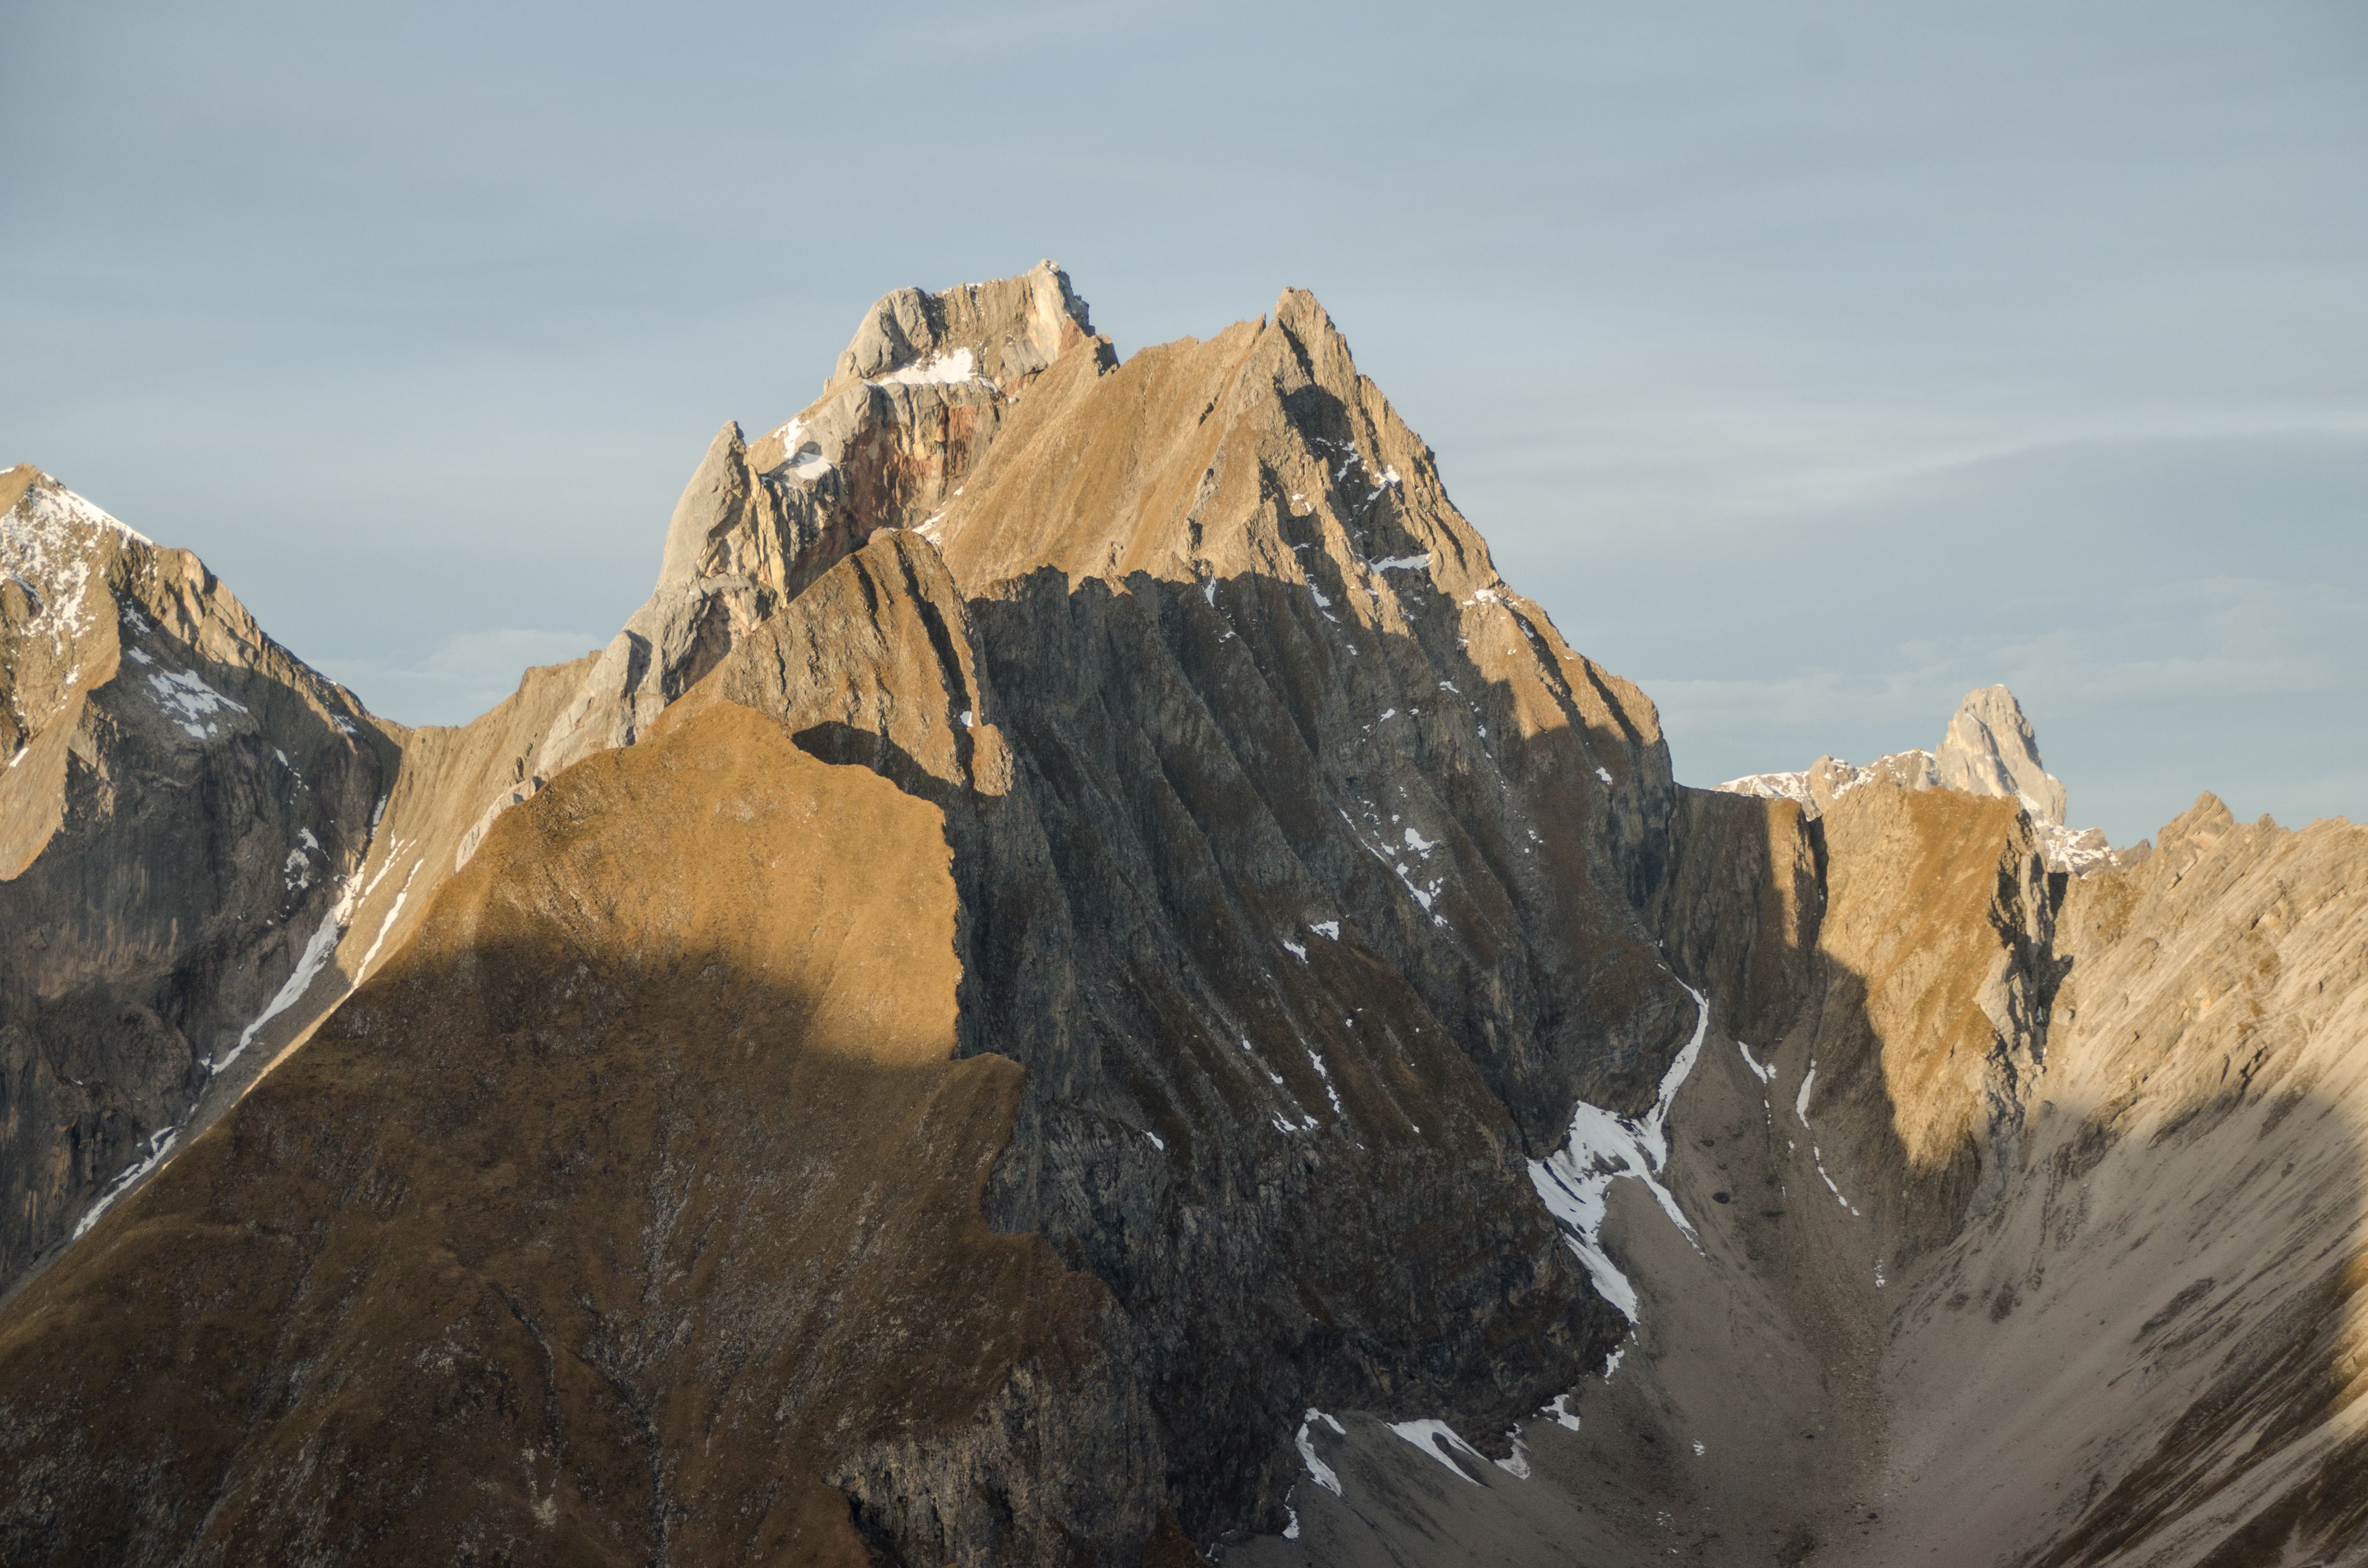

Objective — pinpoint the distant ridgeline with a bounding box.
[1717,682,2147,878]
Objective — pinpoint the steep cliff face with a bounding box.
[0,272,2362,1568]
[0,468,394,1288]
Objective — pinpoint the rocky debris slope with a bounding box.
[0,467,394,1290]
[1846,793,2368,1566]
[1719,682,2138,876]
[1256,771,2367,1567]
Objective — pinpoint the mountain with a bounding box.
[0,270,2362,1568]
[0,466,395,1286]
[1718,683,2142,877]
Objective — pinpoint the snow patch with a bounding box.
[1736,1040,1777,1084]
[1718,770,1815,809]
[1296,1410,1345,1495]
[145,667,249,738]
[1282,938,1308,962]
[1813,1147,1861,1215]
[1310,919,1340,940]
[218,867,362,1075]
[2,478,149,652]
[767,417,833,480]
[72,1126,177,1239]
[1385,1420,1487,1485]
[355,860,423,981]
[870,347,981,387]
[1305,1047,1344,1118]
[1525,983,1711,1322]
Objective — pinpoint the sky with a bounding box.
[6,1,2363,843]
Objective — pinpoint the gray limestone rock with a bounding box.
[1934,682,2068,824]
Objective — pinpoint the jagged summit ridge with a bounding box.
[1718,683,2128,875]
[456,264,1109,867]
[828,257,1094,392]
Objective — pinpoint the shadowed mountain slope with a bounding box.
[2,270,2364,1567]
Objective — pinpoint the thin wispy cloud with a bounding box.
[6,1,2360,840]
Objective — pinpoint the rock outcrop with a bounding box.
[1936,680,2067,822]
[465,260,1101,870]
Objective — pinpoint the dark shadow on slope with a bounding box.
[709,533,2368,1567]
[736,548,1754,1546]
[0,702,1170,1568]
[2005,1052,2368,1568]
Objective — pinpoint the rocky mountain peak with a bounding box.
[1716,683,2131,875]
[1934,683,2066,824]
[462,265,1117,866]
[825,258,1094,397]
[6,272,2367,1568]
[1,468,149,764]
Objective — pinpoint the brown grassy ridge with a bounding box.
[0,700,1145,1566]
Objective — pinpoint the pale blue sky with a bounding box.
[6,1,2363,843]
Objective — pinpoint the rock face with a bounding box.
[1936,680,2068,822]
[0,272,2362,1568]
[0,468,394,1290]
[1719,682,2136,876]
[471,260,1100,869]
